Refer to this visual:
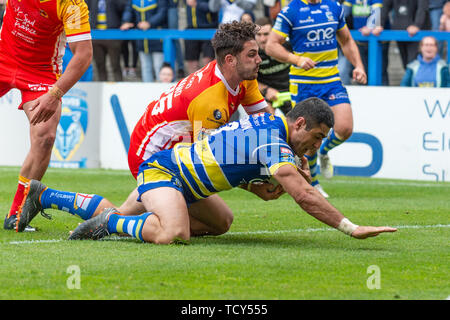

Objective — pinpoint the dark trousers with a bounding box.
[93,39,123,81]
[397,41,419,70]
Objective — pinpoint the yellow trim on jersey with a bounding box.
[280,115,289,144]
[176,143,215,197]
[292,65,340,78]
[173,143,202,199]
[269,162,297,176]
[198,140,233,191]
[290,77,341,84]
[191,7,197,28]
[272,28,288,38]
[132,4,158,12]
[143,167,173,184]
[294,49,338,64]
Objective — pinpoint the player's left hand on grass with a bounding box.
[351,226,397,239]
[29,92,60,125]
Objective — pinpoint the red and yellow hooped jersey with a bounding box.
[0,0,91,76]
[128,60,267,178]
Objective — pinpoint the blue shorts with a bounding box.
[136,149,198,204]
[290,81,351,106]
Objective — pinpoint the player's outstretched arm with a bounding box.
[273,165,397,239]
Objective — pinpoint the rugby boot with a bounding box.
[68,207,114,240]
[16,180,51,232]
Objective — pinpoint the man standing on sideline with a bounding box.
[265,0,367,198]
[0,0,93,231]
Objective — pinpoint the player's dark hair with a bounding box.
[286,97,334,130]
[211,21,259,66]
[255,16,273,27]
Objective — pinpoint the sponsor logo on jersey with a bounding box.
[213,109,222,120]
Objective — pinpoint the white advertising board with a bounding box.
[1,84,448,182]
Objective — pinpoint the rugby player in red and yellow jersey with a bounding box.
[0,0,93,230]
[17,22,284,234]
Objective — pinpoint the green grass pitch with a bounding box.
[0,166,449,300]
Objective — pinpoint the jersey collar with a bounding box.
[215,63,240,96]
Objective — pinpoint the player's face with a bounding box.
[255,24,271,51]
[235,40,262,80]
[291,120,330,156]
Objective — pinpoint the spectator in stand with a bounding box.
[209,0,257,24]
[340,0,383,85]
[121,40,139,80]
[121,0,168,82]
[430,0,447,31]
[373,0,430,70]
[168,0,185,79]
[440,1,450,31]
[184,0,218,75]
[240,10,255,23]
[86,0,128,81]
[255,16,290,115]
[158,62,175,83]
[263,0,292,21]
[429,0,447,55]
[0,0,5,26]
[400,36,449,87]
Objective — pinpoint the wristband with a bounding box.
[337,218,358,236]
[48,85,65,100]
[247,183,252,192]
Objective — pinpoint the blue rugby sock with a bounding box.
[305,152,319,186]
[319,129,345,156]
[40,188,103,220]
[107,212,153,241]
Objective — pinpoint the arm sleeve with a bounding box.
[414,0,430,28]
[379,0,392,27]
[240,80,268,114]
[149,0,168,27]
[208,0,222,12]
[60,0,92,42]
[121,0,133,23]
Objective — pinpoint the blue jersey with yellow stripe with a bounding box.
[272,0,346,84]
[137,113,297,203]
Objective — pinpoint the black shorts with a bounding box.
[184,39,215,61]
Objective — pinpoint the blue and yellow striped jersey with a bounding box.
[138,113,298,203]
[272,0,346,84]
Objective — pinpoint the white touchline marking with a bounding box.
[331,180,450,188]
[227,224,450,235]
[4,224,450,245]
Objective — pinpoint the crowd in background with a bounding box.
[0,0,448,87]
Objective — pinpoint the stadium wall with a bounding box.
[0,83,448,182]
